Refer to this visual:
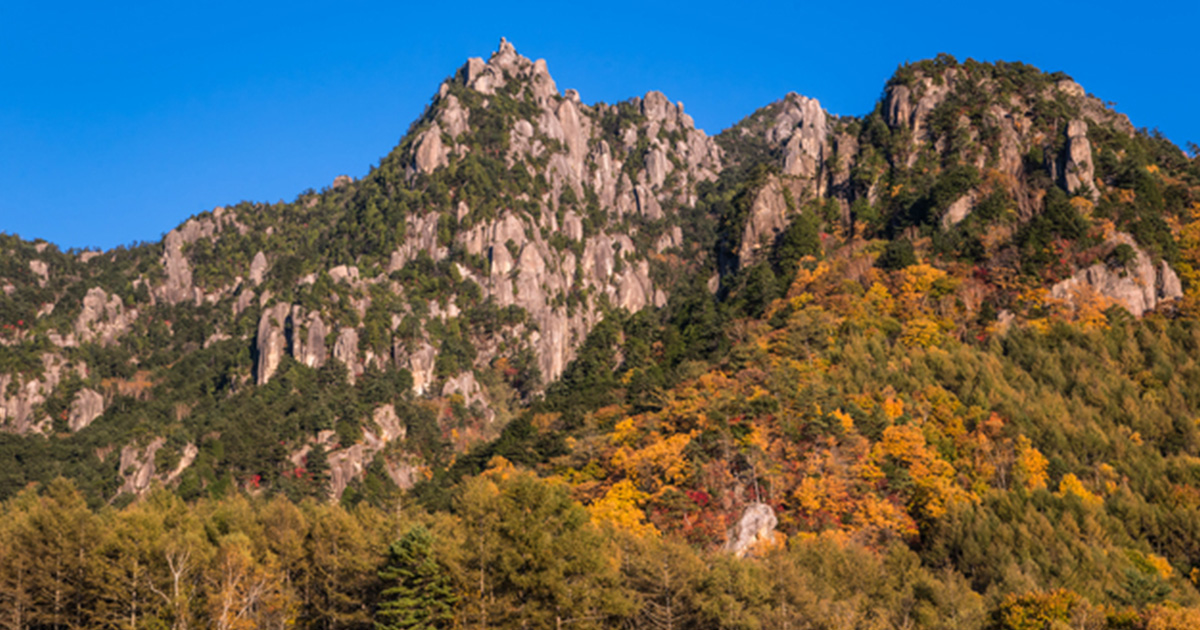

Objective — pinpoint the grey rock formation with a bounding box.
[75,287,137,347]
[403,341,438,395]
[0,353,79,434]
[1050,233,1183,317]
[725,503,779,558]
[771,93,829,189]
[414,122,449,174]
[28,260,49,287]
[738,175,791,266]
[249,251,268,286]
[155,207,245,305]
[118,437,165,496]
[370,404,407,444]
[333,327,362,383]
[1061,120,1096,199]
[290,306,328,369]
[255,303,291,385]
[68,388,105,432]
[942,190,979,228]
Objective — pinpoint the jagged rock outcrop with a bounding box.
[403,341,438,395]
[75,287,137,347]
[67,388,105,432]
[725,503,781,558]
[769,93,830,190]
[290,306,328,369]
[249,251,268,286]
[1060,119,1096,199]
[323,403,412,500]
[738,175,792,266]
[878,68,1131,221]
[28,259,49,287]
[118,437,165,496]
[383,39,721,387]
[255,303,291,385]
[0,353,83,434]
[333,327,362,383]
[156,206,246,305]
[1051,233,1183,317]
[942,190,980,229]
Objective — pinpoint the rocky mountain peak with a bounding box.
[453,37,558,104]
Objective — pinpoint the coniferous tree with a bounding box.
[375,525,456,630]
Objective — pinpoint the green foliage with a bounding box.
[376,525,457,630]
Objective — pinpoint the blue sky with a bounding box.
[3,1,1197,251]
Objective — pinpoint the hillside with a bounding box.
[3,40,1200,628]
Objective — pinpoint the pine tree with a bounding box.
[375,525,457,630]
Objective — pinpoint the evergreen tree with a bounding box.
[375,525,456,630]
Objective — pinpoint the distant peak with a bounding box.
[451,38,558,102]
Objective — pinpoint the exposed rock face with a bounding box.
[290,307,328,369]
[118,437,165,496]
[942,190,980,229]
[1051,233,1183,317]
[769,93,829,190]
[382,39,722,387]
[403,341,438,395]
[75,287,137,346]
[333,328,362,383]
[324,403,412,500]
[725,503,781,558]
[370,404,406,443]
[1,353,83,434]
[249,251,269,286]
[1060,120,1096,199]
[255,303,291,385]
[28,260,49,287]
[738,175,791,266]
[156,207,245,305]
[68,388,105,432]
[878,69,1131,220]
[442,371,493,422]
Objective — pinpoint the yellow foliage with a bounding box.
[899,264,947,297]
[882,397,905,421]
[1069,196,1094,218]
[610,431,695,489]
[1014,436,1049,491]
[1146,164,1160,174]
[831,408,855,433]
[1026,318,1051,334]
[865,282,895,315]
[874,424,973,520]
[588,480,660,538]
[1146,552,1175,579]
[611,417,638,446]
[1057,473,1103,509]
[900,317,943,348]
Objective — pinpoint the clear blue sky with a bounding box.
[3,1,1197,251]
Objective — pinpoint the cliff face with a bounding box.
[244,39,723,396]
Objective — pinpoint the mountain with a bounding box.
[1,41,1198,504]
[5,39,1200,628]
